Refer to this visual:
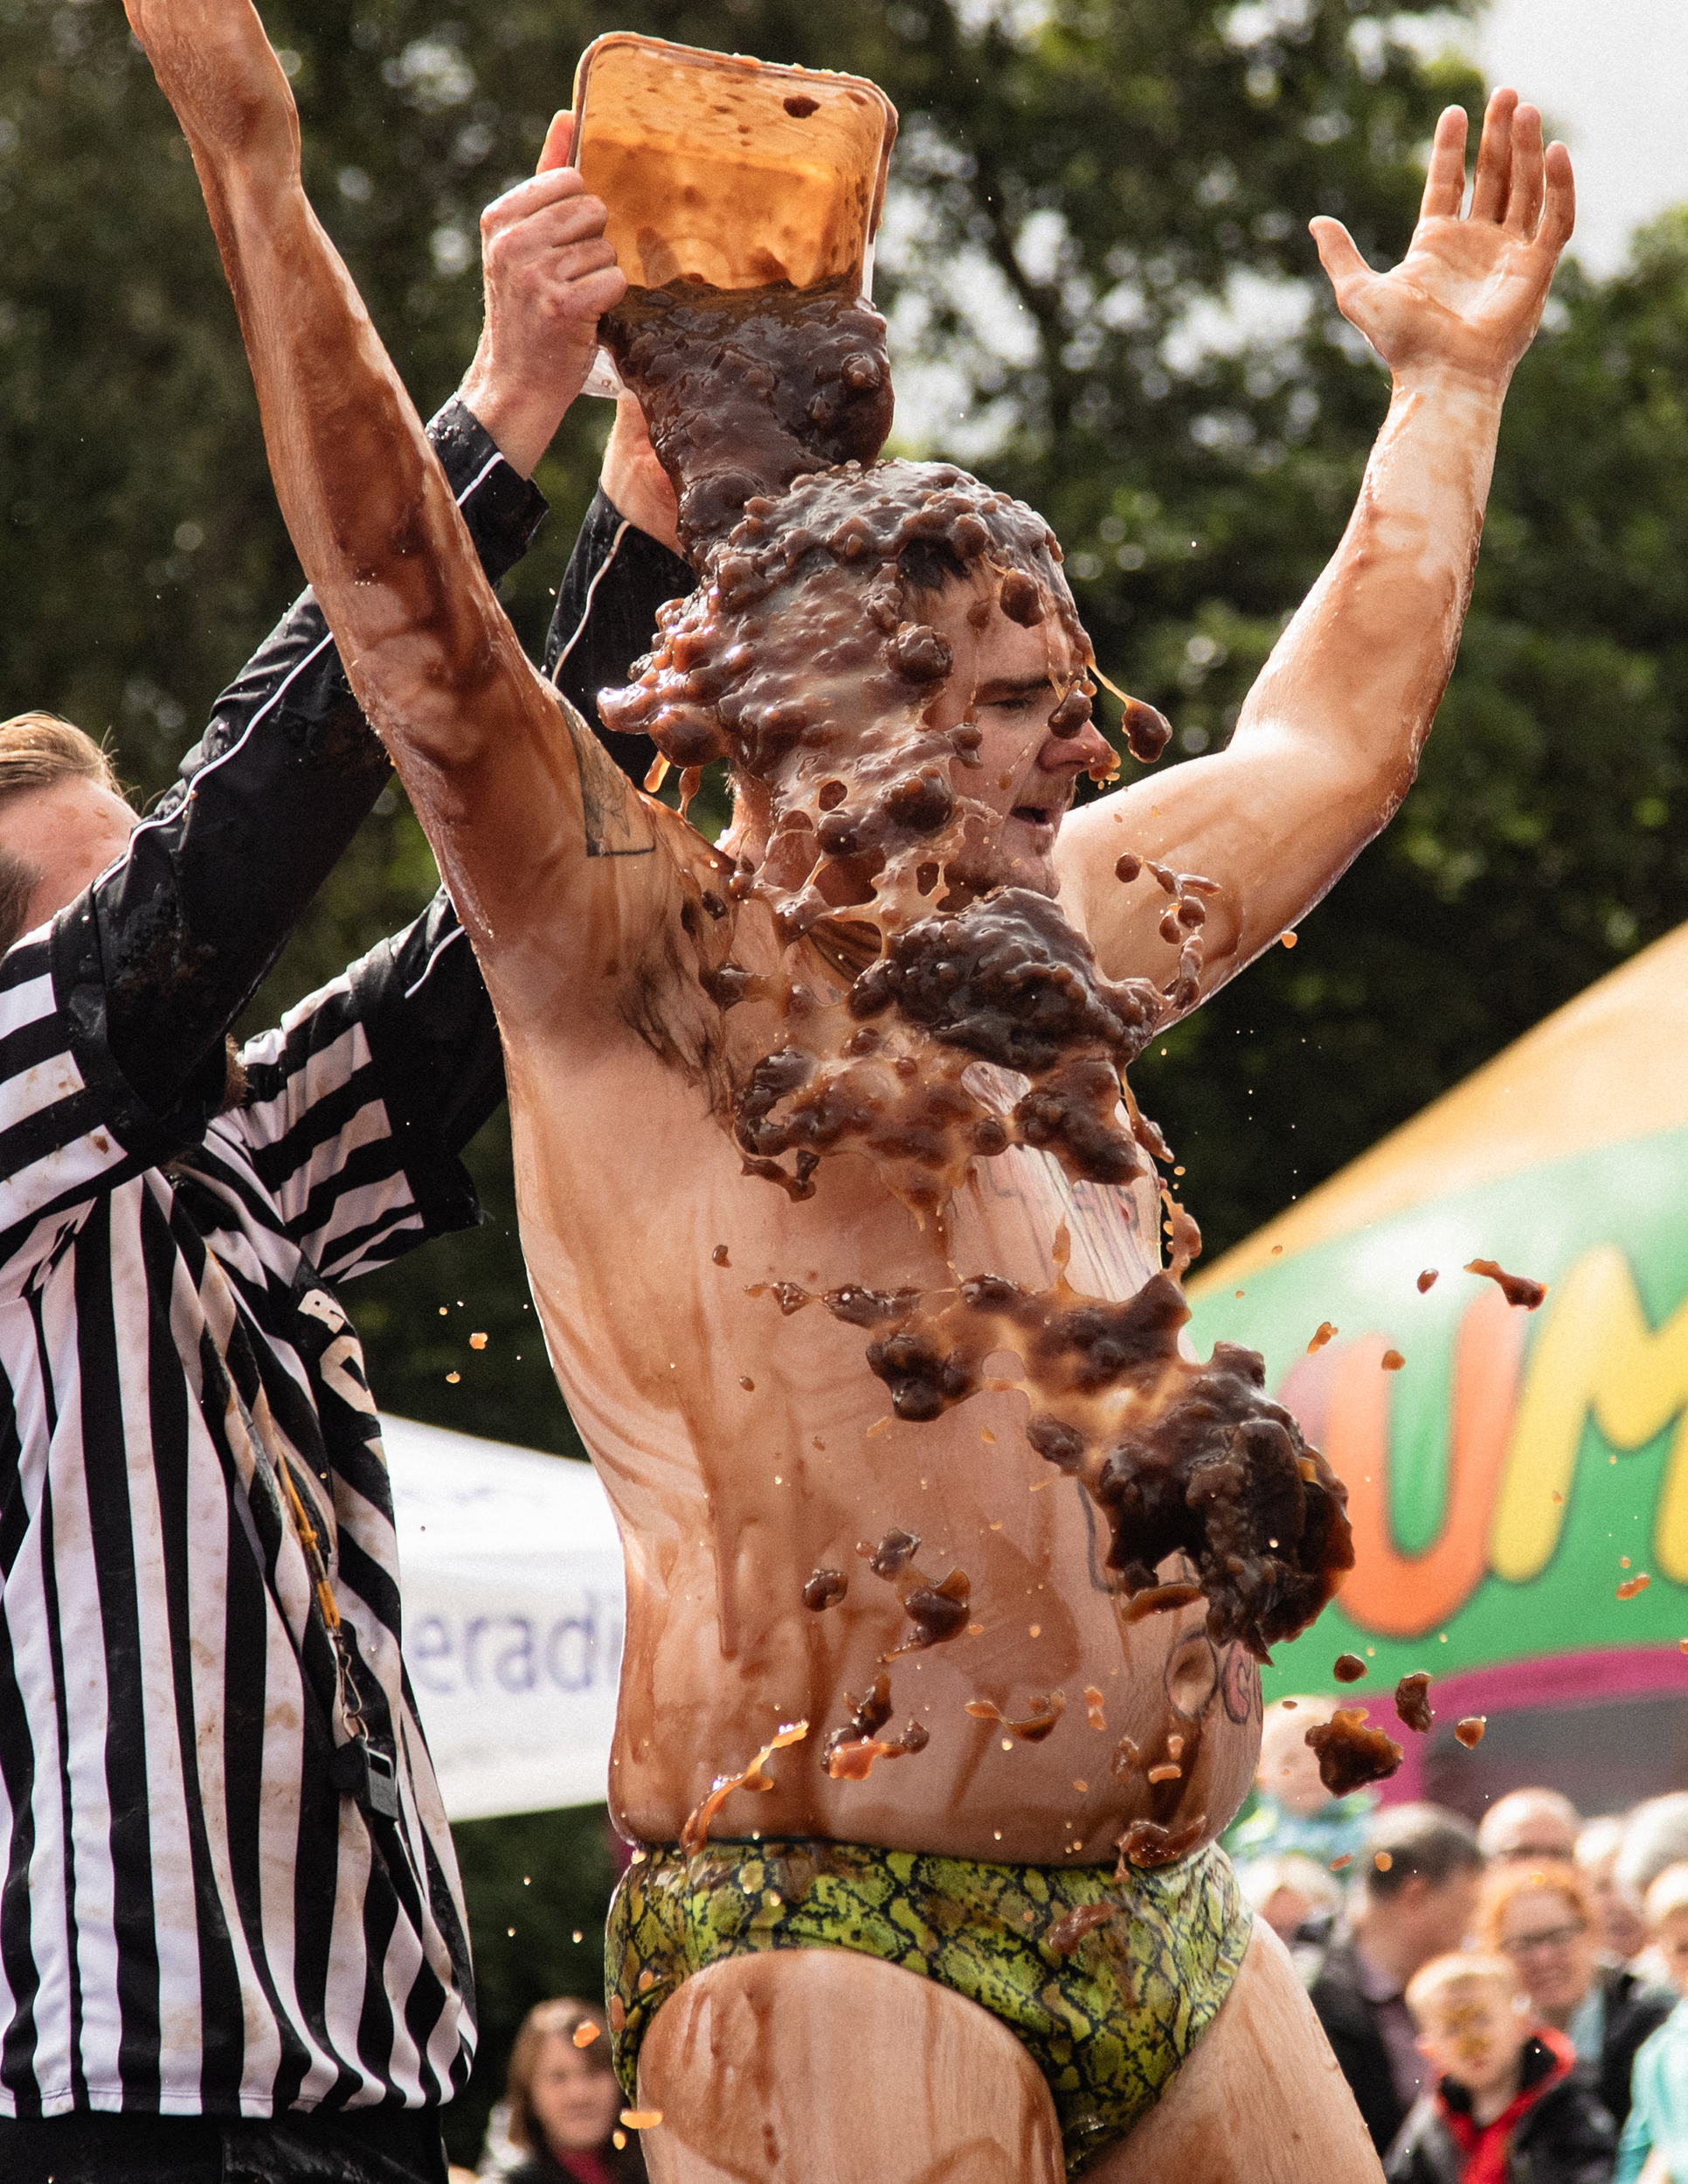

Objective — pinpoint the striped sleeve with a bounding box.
[94,400,547,1133]
[0,932,142,1295]
[218,890,501,1283]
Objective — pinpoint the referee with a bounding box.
[0,149,632,2184]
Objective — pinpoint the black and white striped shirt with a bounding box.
[0,402,540,2119]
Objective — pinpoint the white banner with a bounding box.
[382,1414,626,1821]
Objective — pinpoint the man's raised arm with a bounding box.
[123,0,661,1036]
[1061,91,1574,1004]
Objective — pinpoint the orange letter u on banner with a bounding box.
[1318,1285,1525,1639]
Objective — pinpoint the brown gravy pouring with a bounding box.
[598,274,1353,1867]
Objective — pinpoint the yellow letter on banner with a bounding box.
[1491,1245,1688,1586]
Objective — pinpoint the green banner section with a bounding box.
[1186,1128,1688,1698]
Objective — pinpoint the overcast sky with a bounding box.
[1477,0,1688,275]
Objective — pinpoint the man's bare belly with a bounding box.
[508,1018,1263,1867]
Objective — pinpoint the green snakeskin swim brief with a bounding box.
[605,1835,1251,2175]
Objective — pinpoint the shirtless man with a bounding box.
[122,3,1573,2174]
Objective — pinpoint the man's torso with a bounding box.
[505,836,1263,1867]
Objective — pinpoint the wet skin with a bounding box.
[121,7,1572,2167]
[0,779,136,936]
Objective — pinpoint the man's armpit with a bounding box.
[558,695,656,860]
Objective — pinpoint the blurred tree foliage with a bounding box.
[10,0,1688,2135]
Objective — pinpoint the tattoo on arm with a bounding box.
[558,695,656,860]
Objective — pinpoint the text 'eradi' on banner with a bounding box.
[383,1414,625,1821]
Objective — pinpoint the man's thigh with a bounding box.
[1090,1920,1384,2184]
[0,2106,449,2184]
[636,1947,1065,2184]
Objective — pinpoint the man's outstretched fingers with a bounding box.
[1539,140,1577,252]
[1468,86,1519,225]
[1418,105,1470,224]
[1308,216,1372,307]
[1505,102,1546,238]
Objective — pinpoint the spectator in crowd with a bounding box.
[1618,1800,1688,1992]
[1237,1853,1346,1946]
[1304,1804,1486,2155]
[1479,1787,1583,1866]
[491,2001,647,2184]
[1385,1952,1616,2184]
[1615,1869,1688,2182]
[1622,1802,1688,1909]
[1643,1869,1688,1998]
[1480,1860,1672,2127]
[1582,1817,1653,1966]
[1228,1696,1378,1870]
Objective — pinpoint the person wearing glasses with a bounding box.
[1481,1861,1674,2131]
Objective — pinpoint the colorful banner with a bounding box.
[1184,921,1688,1741]
[1190,1131,1688,1684]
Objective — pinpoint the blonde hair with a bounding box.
[503,1995,614,2152]
[1405,1952,1524,2026]
[1643,1862,1688,1928]
[0,714,121,806]
[0,715,128,952]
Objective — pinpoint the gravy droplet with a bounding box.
[1394,1671,1435,1734]
[801,1568,847,1612]
[1117,1814,1207,1870]
[1454,1715,1487,1749]
[1304,1707,1401,1794]
[1048,1901,1115,1954]
[681,1720,809,1853]
[965,1691,1067,1743]
[1464,1258,1548,1310]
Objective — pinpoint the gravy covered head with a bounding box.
[601,456,1167,939]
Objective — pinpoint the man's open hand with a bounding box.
[1311,88,1574,388]
[457,109,626,477]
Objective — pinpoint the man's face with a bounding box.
[920,579,1113,898]
[0,777,136,936]
[1483,1795,1578,1865]
[1412,1869,1484,1968]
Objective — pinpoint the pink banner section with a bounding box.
[1380,1645,1688,1805]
